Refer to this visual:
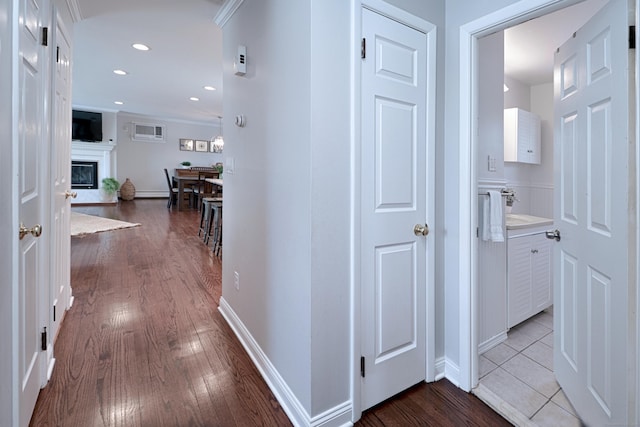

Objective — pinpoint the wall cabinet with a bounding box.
[507,230,552,328]
[504,107,541,164]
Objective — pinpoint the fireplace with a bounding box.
[71,161,99,189]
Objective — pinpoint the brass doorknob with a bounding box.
[19,223,43,240]
[65,190,77,199]
[414,224,429,236]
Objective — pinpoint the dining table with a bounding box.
[172,174,201,210]
[204,177,223,188]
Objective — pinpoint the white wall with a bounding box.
[477,31,505,183]
[443,0,535,384]
[219,0,445,422]
[503,82,554,217]
[220,0,315,416]
[116,112,221,197]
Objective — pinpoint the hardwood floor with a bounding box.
[30,199,510,427]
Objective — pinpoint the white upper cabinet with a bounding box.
[504,107,541,164]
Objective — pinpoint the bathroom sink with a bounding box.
[505,213,553,230]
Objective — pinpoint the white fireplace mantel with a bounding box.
[71,141,117,204]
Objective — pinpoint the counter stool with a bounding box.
[199,197,222,241]
[205,202,223,256]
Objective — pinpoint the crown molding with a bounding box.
[66,0,83,22]
[214,0,244,28]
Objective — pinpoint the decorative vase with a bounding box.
[120,178,135,201]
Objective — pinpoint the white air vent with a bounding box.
[132,123,165,142]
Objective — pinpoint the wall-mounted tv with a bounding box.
[72,110,103,142]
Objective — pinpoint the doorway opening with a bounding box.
[469,0,613,425]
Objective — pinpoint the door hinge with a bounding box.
[56,46,60,63]
[53,304,56,322]
[361,38,366,59]
[41,327,47,351]
[476,227,479,238]
[360,356,365,377]
[41,27,48,46]
[630,26,636,50]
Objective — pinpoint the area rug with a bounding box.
[70,212,140,237]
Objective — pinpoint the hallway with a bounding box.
[30,199,509,426]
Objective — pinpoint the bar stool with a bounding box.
[205,202,222,256]
[199,197,222,241]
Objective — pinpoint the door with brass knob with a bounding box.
[414,223,429,236]
[65,190,77,199]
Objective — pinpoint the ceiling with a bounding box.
[71,0,608,125]
[72,0,225,124]
[504,0,608,85]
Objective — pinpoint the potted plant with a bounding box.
[215,163,223,177]
[101,177,120,202]
[180,161,191,169]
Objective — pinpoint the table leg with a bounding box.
[178,180,185,210]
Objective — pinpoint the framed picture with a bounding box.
[195,140,209,152]
[179,139,194,151]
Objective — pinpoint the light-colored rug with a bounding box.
[70,212,140,237]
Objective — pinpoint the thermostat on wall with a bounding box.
[234,45,246,76]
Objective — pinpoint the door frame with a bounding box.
[459,0,640,414]
[351,0,436,421]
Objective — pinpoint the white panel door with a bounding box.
[18,0,47,423]
[48,18,72,368]
[360,7,434,410]
[553,1,633,425]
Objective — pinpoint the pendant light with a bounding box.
[211,115,224,153]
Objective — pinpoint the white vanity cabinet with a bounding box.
[507,224,553,328]
[504,107,541,164]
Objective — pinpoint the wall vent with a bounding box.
[132,123,165,142]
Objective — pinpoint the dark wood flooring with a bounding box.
[29,199,510,427]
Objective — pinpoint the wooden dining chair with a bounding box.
[192,170,219,211]
[164,168,193,209]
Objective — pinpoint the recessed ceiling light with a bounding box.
[114,101,124,105]
[132,43,150,51]
[190,97,200,101]
[203,86,216,91]
[113,69,128,75]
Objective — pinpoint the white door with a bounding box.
[0,1,15,422]
[360,7,435,410]
[18,0,47,423]
[553,1,634,425]
[48,18,72,365]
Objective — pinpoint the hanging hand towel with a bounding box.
[481,190,504,242]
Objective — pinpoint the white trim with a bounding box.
[635,2,640,422]
[214,0,244,28]
[478,332,508,355]
[458,0,583,393]
[65,0,82,22]
[218,298,353,427]
[434,356,446,381]
[443,358,461,388]
[351,0,437,421]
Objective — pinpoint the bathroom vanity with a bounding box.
[506,214,554,328]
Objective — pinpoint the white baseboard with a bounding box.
[218,297,353,427]
[443,357,461,388]
[478,332,508,355]
[434,356,447,381]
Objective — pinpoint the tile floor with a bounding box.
[478,308,581,426]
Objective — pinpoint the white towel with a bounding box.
[481,190,504,242]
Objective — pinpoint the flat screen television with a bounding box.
[72,110,103,142]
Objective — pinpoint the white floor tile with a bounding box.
[483,343,518,366]
[502,354,559,398]
[551,389,577,416]
[514,318,552,340]
[522,340,553,370]
[481,367,548,418]
[479,355,498,378]
[540,331,554,348]
[504,328,538,352]
[532,401,581,427]
[531,311,554,329]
